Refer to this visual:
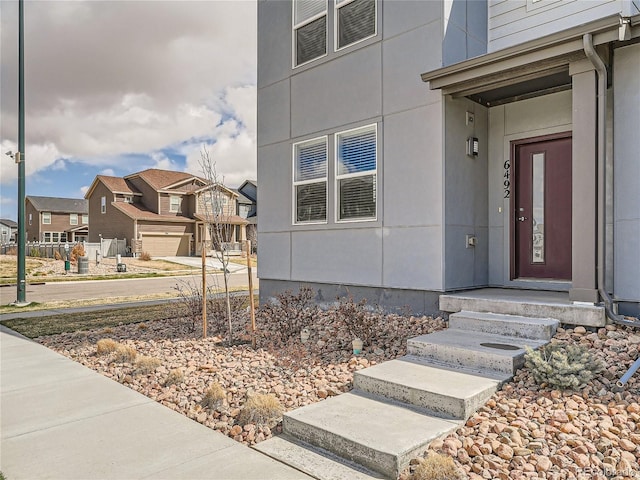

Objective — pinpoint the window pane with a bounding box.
[295,139,327,181]
[532,152,545,264]
[294,0,325,24]
[337,0,375,49]
[296,16,326,65]
[337,127,376,175]
[296,182,326,222]
[339,175,376,220]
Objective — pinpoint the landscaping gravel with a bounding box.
[37,312,640,479]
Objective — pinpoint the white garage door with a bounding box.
[141,234,190,257]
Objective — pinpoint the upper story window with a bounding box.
[293,136,328,223]
[29,213,32,225]
[70,214,78,225]
[124,195,134,204]
[42,212,51,224]
[335,0,376,50]
[101,196,106,214]
[293,0,327,67]
[170,195,181,213]
[336,124,377,221]
[82,214,89,224]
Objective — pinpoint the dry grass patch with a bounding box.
[139,251,152,261]
[237,394,283,427]
[164,368,185,387]
[134,355,161,374]
[96,338,118,355]
[201,382,226,409]
[410,453,464,480]
[114,344,137,363]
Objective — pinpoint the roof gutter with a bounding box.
[583,33,640,329]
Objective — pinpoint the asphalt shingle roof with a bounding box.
[27,196,88,214]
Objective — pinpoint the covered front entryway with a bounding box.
[141,233,191,257]
[420,20,625,304]
[511,134,572,281]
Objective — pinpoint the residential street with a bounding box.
[0,270,258,305]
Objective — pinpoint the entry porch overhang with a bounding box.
[421,14,638,106]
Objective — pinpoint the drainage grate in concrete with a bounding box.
[480,342,520,351]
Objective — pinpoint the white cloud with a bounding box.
[99,168,115,176]
[0,1,257,186]
[79,186,89,196]
[0,140,64,185]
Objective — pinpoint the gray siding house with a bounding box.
[257,0,640,317]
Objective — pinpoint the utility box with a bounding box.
[117,263,127,273]
[64,260,70,272]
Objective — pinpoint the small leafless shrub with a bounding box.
[256,286,317,349]
[334,296,381,345]
[134,355,161,374]
[96,338,118,355]
[137,322,148,330]
[54,250,63,261]
[201,382,226,409]
[164,368,185,387]
[113,344,137,363]
[5,246,17,255]
[237,394,283,427]
[139,251,152,261]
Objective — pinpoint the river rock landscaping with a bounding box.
[35,291,639,480]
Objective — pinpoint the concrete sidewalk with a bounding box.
[0,326,310,480]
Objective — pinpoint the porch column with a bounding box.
[569,59,598,303]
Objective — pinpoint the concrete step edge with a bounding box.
[254,433,385,480]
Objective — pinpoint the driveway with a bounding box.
[159,256,250,273]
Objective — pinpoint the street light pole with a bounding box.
[16,0,27,304]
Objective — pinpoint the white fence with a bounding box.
[1,238,128,259]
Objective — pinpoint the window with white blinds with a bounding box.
[336,125,377,221]
[336,0,376,50]
[293,0,327,67]
[293,137,328,223]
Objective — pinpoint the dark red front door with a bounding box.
[512,135,572,280]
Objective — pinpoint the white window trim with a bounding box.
[334,123,378,223]
[124,195,133,204]
[101,196,106,214]
[82,214,89,224]
[170,195,181,213]
[42,212,52,224]
[292,0,328,69]
[292,135,328,225]
[70,213,78,225]
[334,0,377,53]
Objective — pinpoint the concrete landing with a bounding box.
[440,288,605,327]
[353,357,506,419]
[283,392,461,479]
[407,329,547,375]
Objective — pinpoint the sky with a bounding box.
[0,0,257,221]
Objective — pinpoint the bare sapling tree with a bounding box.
[198,146,234,344]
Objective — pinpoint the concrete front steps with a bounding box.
[440,288,606,327]
[254,310,558,479]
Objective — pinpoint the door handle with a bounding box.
[517,216,527,222]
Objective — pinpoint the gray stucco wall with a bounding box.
[487,90,573,289]
[613,43,640,305]
[443,0,488,65]
[257,0,449,296]
[444,97,489,289]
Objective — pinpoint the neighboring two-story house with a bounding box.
[0,219,18,243]
[236,179,258,249]
[84,168,248,257]
[25,196,89,243]
[257,0,640,317]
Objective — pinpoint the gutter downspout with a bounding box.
[583,34,640,330]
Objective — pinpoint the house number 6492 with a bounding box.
[503,160,511,198]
